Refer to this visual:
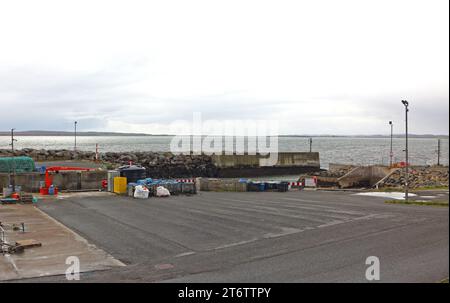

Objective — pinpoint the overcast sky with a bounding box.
[0,0,448,135]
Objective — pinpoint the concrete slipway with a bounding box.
[0,198,124,281]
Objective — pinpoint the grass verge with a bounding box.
[412,185,449,191]
[375,185,449,192]
[385,200,449,207]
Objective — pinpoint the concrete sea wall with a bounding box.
[211,152,320,168]
[212,152,320,177]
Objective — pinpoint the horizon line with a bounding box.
[0,130,448,138]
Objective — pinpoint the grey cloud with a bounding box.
[0,63,448,135]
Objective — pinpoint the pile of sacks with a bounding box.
[129,178,192,199]
[133,185,170,199]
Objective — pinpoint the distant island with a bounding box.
[0,130,448,139]
[0,130,169,136]
[279,134,449,139]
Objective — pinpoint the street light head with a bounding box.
[389,121,392,125]
[401,100,409,107]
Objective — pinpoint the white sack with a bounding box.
[156,186,171,197]
[134,185,150,199]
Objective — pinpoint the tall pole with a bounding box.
[74,121,78,151]
[389,121,393,167]
[309,138,312,152]
[401,100,409,201]
[10,128,16,152]
[437,139,441,166]
[9,128,17,191]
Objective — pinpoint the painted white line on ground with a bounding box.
[214,238,259,250]
[174,251,196,258]
[354,192,417,200]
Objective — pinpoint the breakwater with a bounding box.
[1,136,447,168]
[0,149,321,178]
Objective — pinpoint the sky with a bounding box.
[0,0,448,135]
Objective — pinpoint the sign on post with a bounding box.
[304,177,317,188]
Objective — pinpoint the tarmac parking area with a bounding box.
[8,190,449,282]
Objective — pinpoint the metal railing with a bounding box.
[0,225,8,253]
[0,225,5,244]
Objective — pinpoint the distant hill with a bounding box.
[0,130,168,136]
[0,130,447,139]
[280,134,449,139]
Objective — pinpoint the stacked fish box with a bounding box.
[181,183,196,194]
[247,181,267,192]
[247,181,290,192]
[198,178,248,192]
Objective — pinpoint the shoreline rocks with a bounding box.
[300,164,449,189]
[0,149,218,178]
[379,166,449,189]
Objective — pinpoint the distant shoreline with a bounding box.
[0,131,167,137]
[0,131,448,139]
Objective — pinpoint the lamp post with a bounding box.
[389,121,393,167]
[437,139,441,166]
[10,128,17,152]
[9,128,17,191]
[74,121,78,151]
[309,138,312,152]
[401,100,409,201]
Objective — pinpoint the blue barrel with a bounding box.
[48,185,55,195]
[258,182,266,192]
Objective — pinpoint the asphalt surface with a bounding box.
[18,190,449,282]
